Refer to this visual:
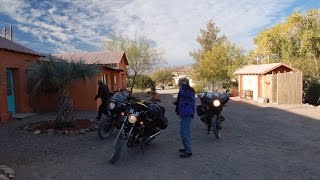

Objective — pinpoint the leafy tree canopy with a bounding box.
[104,36,165,95]
[253,9,320,79]
[190,20,246,86]
[150,69,173,85]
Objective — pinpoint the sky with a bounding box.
[0,0,319,66]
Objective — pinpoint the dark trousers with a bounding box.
[97,102,107,119]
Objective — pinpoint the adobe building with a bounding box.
[0,26,129,122]
[40,51,129,112]
[0,26,45,122]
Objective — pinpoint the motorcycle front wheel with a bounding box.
[211,116,221,139]
[97,115,114,140]
[109,133,124,164]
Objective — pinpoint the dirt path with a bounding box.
[1,92,320,180]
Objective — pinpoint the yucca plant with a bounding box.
[26,55,100,124]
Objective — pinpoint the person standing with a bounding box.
[94,80,111,120]
[175,77,195,158]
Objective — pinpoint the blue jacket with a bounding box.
[177,85,195,118]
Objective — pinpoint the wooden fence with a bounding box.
[265,72,302,104]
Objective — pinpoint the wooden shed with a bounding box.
[234,63,303,104]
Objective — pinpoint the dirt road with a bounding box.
[1,91,320,180]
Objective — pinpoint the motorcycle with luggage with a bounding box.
[196,92,229,139]
[109,100,168,164]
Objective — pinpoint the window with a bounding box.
[103,74,108,85]
[113,75,117,85]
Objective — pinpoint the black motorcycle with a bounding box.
[196,92,229,139]
[97,91,130,140]
[109,100,168,164]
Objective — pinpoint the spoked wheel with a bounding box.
[97,115,114,140]
[211,116,221,139]
[109,133,124,164]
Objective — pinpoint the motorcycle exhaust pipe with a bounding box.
[146,130,162,142]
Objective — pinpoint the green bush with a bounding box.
[303,76,320,105]
[193,84,204,94]
[134,74,156,92]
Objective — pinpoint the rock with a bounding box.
[8,174,14,179]
[149,92,161,102]
[64,130,69,135]
[47,129,54,133]
[80,129,87,134]
[0,165,14,179]
[0,174,9,180]
[33,130,41,134]
[258,97,269,103]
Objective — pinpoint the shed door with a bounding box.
[6,69,16,113]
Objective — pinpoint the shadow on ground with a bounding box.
[0,92,320,180]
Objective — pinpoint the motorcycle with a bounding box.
[109,100,168,164]
[97,91,130,140]
[196,92,229,139]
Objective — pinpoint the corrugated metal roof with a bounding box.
[54,51,128,65]
[234,63,298,75]
[0,36,44,56]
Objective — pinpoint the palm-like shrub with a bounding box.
[26,55,100,124]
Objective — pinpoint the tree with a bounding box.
[253,9,320,105]
[190,20,226,63]
[253,9,320,79]
[104,36,164,95]
[134,74,155,91]
[26,56,100,124]
[190,20,246,89]
[150,69,173,85]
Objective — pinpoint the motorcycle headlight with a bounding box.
[107,102,116,110]
[128,115,137,124]
[213,99,221,107]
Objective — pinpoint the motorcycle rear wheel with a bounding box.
[109,134,124,164]
[211,116,220,139]
[97,115,114,140]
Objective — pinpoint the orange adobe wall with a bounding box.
[0,49,41,122]
[33,68,127,113]
[1,52,128,121]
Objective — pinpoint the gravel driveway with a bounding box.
[1,90,320,180]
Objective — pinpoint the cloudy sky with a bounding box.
[0,0,319,65]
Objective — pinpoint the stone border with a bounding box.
[0,165,14,180]
[20,120,99,136]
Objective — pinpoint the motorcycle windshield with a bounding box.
[200,92,220,101]
[200,92,229,104]
[110,91,128,103]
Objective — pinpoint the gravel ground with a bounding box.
[1,90,320,180]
